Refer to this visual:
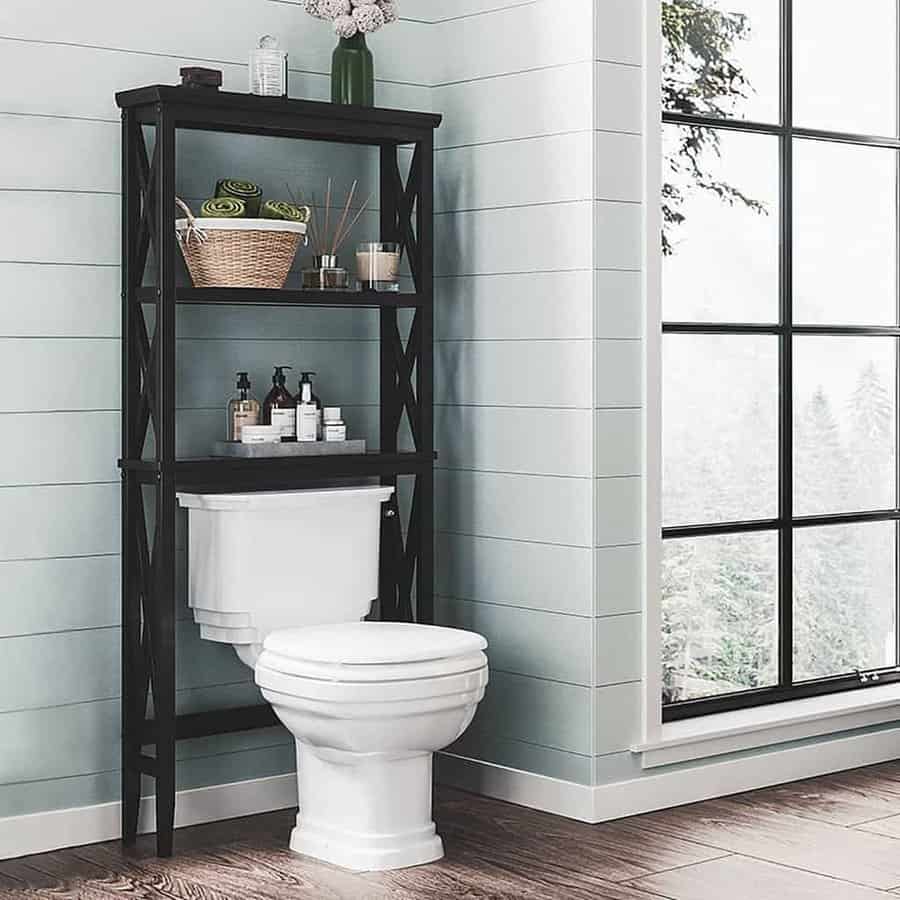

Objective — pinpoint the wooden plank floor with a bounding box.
[8,762,900,898]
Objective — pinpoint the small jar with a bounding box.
[240,424,282,445]
[323,407,347,442]
[356,242,400,292]
[249,35,287,97]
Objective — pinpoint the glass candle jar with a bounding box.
[356,242,400,292]
[249,35,287,97]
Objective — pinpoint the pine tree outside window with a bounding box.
[661,0,900,719]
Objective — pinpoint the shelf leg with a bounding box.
[121,477,142,845]
[415,134,434,625]
[152,103,178,858]
[154,708,176,856]
[379,142,402,621]
[152,475,177,857]
[121,107,143,847]
[415,473,434,626]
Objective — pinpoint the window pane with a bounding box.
[663,126,779,322]
[662,1,779,123]
[662,531,779,703]
[793,337,896,516]
[793,522,897,681]
[794,0,897,137]
[664,335,778,526]
[793,140,898,326]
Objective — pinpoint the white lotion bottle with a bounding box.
[296,372,319,442]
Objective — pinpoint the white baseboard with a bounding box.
[0,773,297,861]
[437,723,900,824]
[591,724,900,822]
[436,752,596,820]
[6,725,900,860]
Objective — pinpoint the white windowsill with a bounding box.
[634,682,900,768]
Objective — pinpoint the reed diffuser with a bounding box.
[294,178,371,291]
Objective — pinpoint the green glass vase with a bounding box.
[331,33,374,107]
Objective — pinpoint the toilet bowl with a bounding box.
[257,621,488,871]
[176,487,489,872]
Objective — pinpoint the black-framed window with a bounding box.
[661,0,900,720]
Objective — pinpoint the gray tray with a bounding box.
[212,439,366,458]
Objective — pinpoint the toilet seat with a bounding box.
[256,664,488,706]
[258,621,488,683]
[257,651,487,684]
[255,622,488,705]
[263,621,488,665]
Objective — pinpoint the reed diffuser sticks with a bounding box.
[288,179,371,258]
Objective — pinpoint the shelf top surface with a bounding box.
[120,452,434,486]
[115,85,442,135]
[144,287,425,308]
[174,450,432,466]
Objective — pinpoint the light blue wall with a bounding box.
[0,0,429,819]
[429,0,645,786]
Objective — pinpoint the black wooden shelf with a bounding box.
[117,85,439,857]
[116,85,442,144]
[142,705,279,744]
[134,286,424,307]
[119,451,435,488]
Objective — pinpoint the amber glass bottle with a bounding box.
[263,365,295,441]
[227,371,260,441]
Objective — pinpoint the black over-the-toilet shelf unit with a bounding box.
[115,85,441,858]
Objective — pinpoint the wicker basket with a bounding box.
[174,198,307,289]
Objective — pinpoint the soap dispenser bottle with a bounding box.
[227,371,260,441]
[263,365,295,441]
[296,371,321,442]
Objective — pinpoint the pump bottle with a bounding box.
[227,371,260,441]
[296,371,321,442]
[263,366,295,441]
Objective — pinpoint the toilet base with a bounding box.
[290,822,444,872]
[291,743,444,872]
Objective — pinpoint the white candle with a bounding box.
[356,245,400,285]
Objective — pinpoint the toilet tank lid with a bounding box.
[176,485,394,510]
[263,622,488,665]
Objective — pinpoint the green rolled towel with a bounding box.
[215,178,262,217]
[199,196,246,218]
[260,200,310,223]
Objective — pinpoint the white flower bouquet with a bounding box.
[303,0,400,36]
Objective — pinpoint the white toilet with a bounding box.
[176,486,488,872]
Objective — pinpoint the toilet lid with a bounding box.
[263,622,487,666]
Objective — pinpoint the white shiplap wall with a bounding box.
[0,0,429,819]
[431,0,645,785]
[590,0,645,784]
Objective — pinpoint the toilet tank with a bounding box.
[177,486,394,654]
